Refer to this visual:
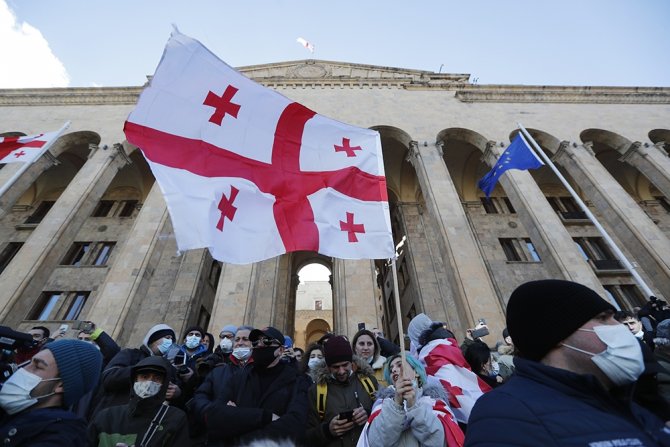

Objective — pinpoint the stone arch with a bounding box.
[304,318,331,346]
[291,252,333,348]
[438,127,489,201]
[649,129,670,155]
[372,125,419,204]
[580,129,648,200]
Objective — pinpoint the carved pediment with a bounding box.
[237,59,469,84]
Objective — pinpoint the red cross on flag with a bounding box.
[0,132,58,164]
[124,31,395,264]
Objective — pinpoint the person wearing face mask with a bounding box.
[465,280,670,447]
[94,324,182,413]
[188,326,255,442]
[301,343,325,383]
[89,356,190,447]
[463,340,504,388]
[0,339,102,446]
[191,326,310,446]
[362,354,465,447]
[195,325,238,381]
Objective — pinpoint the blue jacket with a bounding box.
[0,407,88,446]
[465,357,670,446]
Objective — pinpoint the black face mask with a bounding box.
[252,347,278,369]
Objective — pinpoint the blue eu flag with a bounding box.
[477,134,544,197]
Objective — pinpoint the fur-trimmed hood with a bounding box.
[374,375,449,403]
[312,355,375,385]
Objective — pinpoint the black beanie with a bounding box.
[506,279,615,361]
[419,322,455,348]
[323,335,353,366]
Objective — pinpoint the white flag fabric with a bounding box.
[0,132,58,164]
[124,31,394,264]
[296,37,314,53]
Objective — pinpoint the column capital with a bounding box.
[113,143,133,166]
[435,140,444,157]
[482,140,499,165]
[653,141,668,156]
[406,140,420,166]
[619,141,643,163]
[582,141,595,155]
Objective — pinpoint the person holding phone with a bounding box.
[362,354,465,447]
[305,335,378,447]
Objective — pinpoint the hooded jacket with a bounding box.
[88,356,190,447]
[95,325,178,412]
[305,356,379,447]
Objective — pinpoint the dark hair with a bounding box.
[294,347,304,355]
[351,329,380,361]
[613,310,636,322]
[183,326,205,341]
[301,342,324,373]
[419,322,455,348]
[463,340,492,375]
[203,333,215,354]
[32,326,50,339]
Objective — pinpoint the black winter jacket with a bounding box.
[0,407,88,447]
[465,356,670,446]
[197,362,310,446]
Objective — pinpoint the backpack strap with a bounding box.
[316,382,328,420]
[358,375,376,402]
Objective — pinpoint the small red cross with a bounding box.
[0,135,46,160]
[14,150,25,158]
[334,138,362,157]
[339,212,365,242]
[216,186,240,231]
[203,85,241,126]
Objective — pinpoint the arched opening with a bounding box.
[294,261,333,349]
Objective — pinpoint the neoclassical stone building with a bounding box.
[1,60,669,347]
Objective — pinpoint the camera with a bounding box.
[0,326,37,351]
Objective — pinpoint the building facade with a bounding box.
[1,60,669,347]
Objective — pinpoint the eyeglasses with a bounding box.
[252,337,280,348]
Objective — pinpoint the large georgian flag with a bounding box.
[124,31,395,264]
[0,132,59,164]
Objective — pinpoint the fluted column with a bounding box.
[409,140,505,339]
[619,141,670,199]
[484,140,605,292]
[554,142,670,298]
[0,144,131,326]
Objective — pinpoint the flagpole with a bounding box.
[0,121,70,198]
[517,123,655,300]
[390,235,412,379]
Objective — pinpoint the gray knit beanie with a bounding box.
[45,339,102,406]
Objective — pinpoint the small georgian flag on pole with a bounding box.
[0,132,60,164]
[296,37,314,54]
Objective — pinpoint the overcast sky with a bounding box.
[2,0,669,89]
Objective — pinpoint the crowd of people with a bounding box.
[0,279,669,446]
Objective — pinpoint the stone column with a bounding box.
[209,263,255,332]
[0,144,131,326]
[554,142,670,298]
[0,151,59,219]
[85,181,170,340]
[484,141,605,292]
[619,141,670,199]
[331,258,380,339]
[409,141,505,339]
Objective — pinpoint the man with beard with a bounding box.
[0,339,102,446]
[193,326,310,446]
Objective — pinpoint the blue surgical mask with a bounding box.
[185,336,201,349]
[157,338,173,354]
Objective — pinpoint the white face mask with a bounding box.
[185,335,202,349]
[232,347,252,360]
[562,324,645,386]
[307,358,323,370]
[157,338,173,354]
[133,381,162,399]
[219,338,233,352]
[0,368,59,415]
